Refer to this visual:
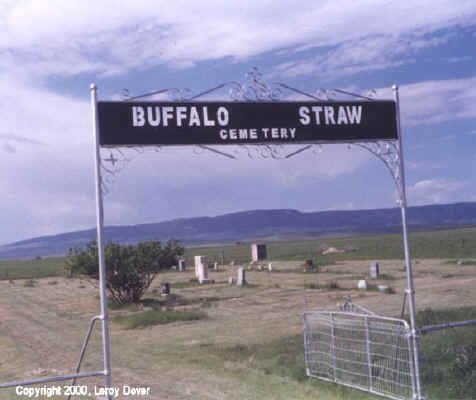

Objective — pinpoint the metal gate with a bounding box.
[303,310,416,400]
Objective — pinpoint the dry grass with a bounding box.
[0,259,475,399]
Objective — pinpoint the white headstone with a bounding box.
[197,263,209,283]
[194,255,208,280]
[228,276,234,285]
[378,284,389,293]
[370,261,380,279]
[357,280,367,290]
[268,263,273,272]
[237,267,246,286]
[214,262,218,271]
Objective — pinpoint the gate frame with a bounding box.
[0,69,423,400]
[303,309,416,400]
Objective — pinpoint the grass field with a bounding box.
[0,256,475,399]
[2,226,475,281]
[0,257,66,280]
[0,227,476,399]
[184,226,476,265]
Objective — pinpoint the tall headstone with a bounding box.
[178,259,186,272]
[251,243,267,262]
[237,267,246,286]
[194,255,208,279]
[370,261,380,279]
[213,262,219,271]
[197,263,209,283]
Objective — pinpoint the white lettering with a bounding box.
[132,106,145,126]
[229,129,237,139]
[95,386,119,398]
[311,106,323,125]
[324,106,335,124]
[238,129,249,139]
[189,106,201,126]
[249,128,258,139]
[203,106,215,126]
[262,128,269,138]
[337,106,348,124]
[216,106,229,126]
[271,128,279,139]
[162,107,174,127]
[176,106,187,126]
[123,386,151,395]
[289,128,296,138]
[299,106,310,125]
[219,129,228,139]
[146,106,160,127]
[346,106,362,124]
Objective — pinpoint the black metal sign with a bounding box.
[98,101,397,146]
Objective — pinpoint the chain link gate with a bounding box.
[303,309,417,400]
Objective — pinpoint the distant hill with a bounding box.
[1,202,476,260]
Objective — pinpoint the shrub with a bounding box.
[23,279,37,287]
[305,281,341,290]
[67,239,184,304]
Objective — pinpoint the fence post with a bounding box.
[302,313,310,376]
[365,316,373,391]
[330,312,337,381]
[406,327,417,400]
[393,84,423,400]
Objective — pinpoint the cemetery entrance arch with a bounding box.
[0,69,424,400]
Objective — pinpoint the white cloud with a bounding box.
[373,76,476,126]
[273,32,452,80]
[0,1,475,79]
[407,178,472,204]
[0,1,475,245]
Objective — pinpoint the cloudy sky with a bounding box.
[0,0,475,244]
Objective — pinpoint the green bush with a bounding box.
[67,239,184,304]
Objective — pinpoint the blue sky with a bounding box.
[0,0,475,244]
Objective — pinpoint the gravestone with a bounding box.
[370,261,380,278]
[357,280,367,290]
[268,263,273,272]
[214,262,219,271]
[228,276,234,285]
[161,282,170,296]
[194,255,207,279]
[198,264,211,284]
[251,243,267,261]
[378,284,389,293]
[178,259,186,272]
[237,267,246,286]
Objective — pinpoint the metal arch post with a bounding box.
[90,84,112,399]
[393,85,424,400]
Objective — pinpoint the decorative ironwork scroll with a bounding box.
[99,67,397,195]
